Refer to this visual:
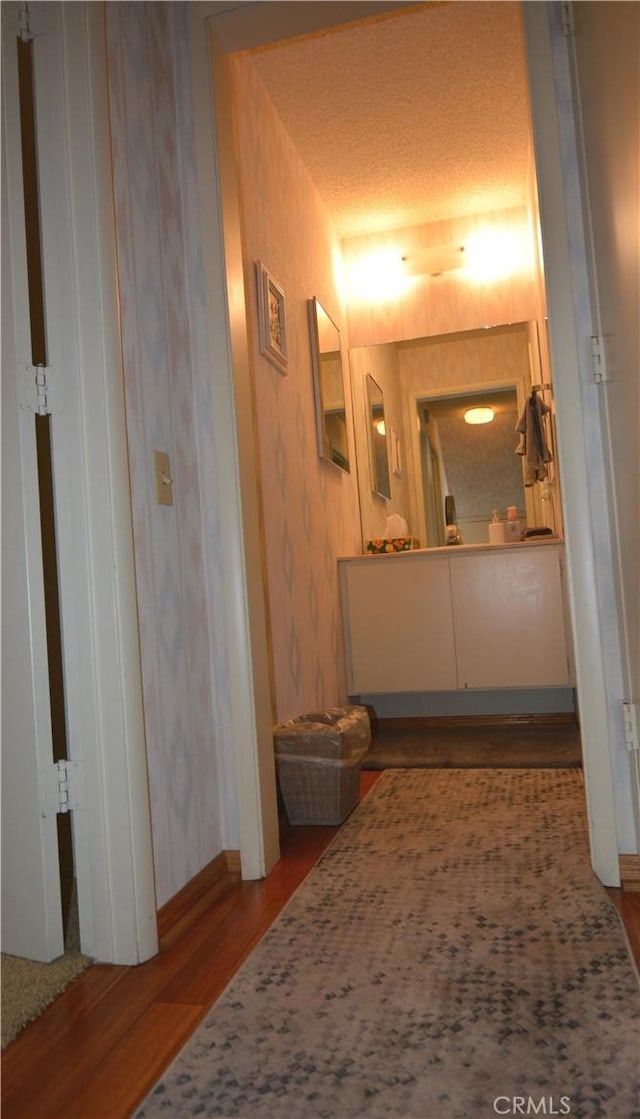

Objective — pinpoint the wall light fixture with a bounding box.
[401,245,465,277]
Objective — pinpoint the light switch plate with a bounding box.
[154,450,173,506]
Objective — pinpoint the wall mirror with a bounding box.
[308,297,350,473]
[350,322,560,548]
[419,385,524,546]
[365,373,391,499]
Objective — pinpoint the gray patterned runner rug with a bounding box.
[136,770,640,1119]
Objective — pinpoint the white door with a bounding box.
[1,13,64,961]
[2,2,158,966]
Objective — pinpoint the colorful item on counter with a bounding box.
[366,537,419,553]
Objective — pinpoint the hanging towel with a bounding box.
[515,392,553,486]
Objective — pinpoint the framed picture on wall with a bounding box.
[255,261,288,374]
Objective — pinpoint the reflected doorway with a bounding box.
[418,386,523,546]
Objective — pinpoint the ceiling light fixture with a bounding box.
[464,406,495,425]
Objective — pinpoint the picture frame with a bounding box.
[255,261,288,373]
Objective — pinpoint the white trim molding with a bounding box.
[523,2,623,884]
[187,5,281,880]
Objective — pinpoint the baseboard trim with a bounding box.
[157,850,240,950]
[619,854,640,892]
[225,849,241,878]
[375,713,578,731]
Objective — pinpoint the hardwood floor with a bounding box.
[2,769,638,1119]
[0,773,378,1119]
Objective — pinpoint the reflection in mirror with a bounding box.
[308,298,350,473]
[366,374,391,499]
[351,322,560,549]
[420,387,523,546]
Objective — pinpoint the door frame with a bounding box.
[1,14,64,958]
[1,1,158,964]
[187,0,623,884]
[523,1,622,882]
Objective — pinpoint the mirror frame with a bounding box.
[308,297,350,474]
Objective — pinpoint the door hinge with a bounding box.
[19,364,53,416]
[590,335,609,384]
[19,1,32,42]
[40,760,83,817]
[622,702,639,753]
[560,1,575,36]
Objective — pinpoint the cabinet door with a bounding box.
[341,558,457,693]
[450,548,570,688]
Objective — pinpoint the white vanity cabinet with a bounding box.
[339,542,572,696]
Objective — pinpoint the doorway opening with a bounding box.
[199,0,621,885]
[418,386,523,547]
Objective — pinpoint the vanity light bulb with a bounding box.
[463,228,529,283]
[376,420,386,435]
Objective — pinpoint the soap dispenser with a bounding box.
[488,509,506,545]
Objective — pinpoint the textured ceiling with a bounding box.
[250,1,532,239]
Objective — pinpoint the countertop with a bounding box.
[339,537,563,562]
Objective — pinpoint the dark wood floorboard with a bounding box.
[2,767,638,1119]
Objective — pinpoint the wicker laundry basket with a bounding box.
[273,706,371,825]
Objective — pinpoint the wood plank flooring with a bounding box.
[2,769,638,1119]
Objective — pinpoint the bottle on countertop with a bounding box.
[505,505,522,542]
[488,509,506,545]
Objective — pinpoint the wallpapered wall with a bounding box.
[230,55,362,724]
[106,3,236,907]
